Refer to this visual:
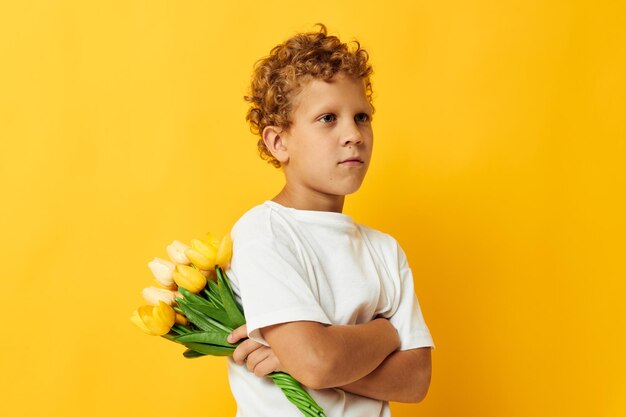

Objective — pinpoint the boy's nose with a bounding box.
[341,123,363,146]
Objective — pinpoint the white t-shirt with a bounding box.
[224,200,435,417]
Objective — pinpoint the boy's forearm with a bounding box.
[315,318,400,389]
[336,348,431,403]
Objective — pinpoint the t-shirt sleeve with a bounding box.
[230,237,332,346]
[388,241,436,351]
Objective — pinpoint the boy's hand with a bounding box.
[228,324,285,377]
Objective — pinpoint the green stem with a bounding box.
[268,372,327,417]
[171,324,192,334]
[203,288,223,307]
[204,315,233,334]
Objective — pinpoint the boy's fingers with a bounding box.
[247,347,271,374]
[253,361,272,377]
[232,339,261,365]
[227,324,248,343]
[252,351,280,377]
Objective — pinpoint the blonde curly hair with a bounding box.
[243,23,375,168]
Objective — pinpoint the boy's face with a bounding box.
[274,72,374,203]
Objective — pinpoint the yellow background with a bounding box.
[1,1,624,416]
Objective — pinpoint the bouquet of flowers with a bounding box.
[130,232,326,417]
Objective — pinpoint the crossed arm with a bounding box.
[228,319,431,403]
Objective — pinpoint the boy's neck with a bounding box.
[272,187,345,213]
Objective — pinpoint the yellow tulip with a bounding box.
[184,248,210,270]
[166,240,191,265]
[175,313,188,326]
[130,309,152,334]
[192,238,218,258]
[216,233,233,269]
[173,264,207,293]
[153,301,175,326]
[130,301,175,336]
[147,257,176,289]
[204,232,221,249]
[142,286,178,305]
[185,239,217,270]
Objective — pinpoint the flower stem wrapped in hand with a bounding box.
[131,232,326,417]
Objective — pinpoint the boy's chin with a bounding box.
[336,182,365,196]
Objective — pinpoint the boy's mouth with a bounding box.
[339,156,364,164]
[339,160,364,167]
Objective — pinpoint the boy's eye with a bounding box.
[319,113,371,124]
[319,114,336,124]
[355,113,370,122]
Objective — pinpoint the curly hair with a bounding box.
[243,23,375,168]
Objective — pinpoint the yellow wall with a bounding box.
[1,1,624,416]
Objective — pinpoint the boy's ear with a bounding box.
[262,125,290,164]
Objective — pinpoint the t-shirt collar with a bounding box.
[263,200,356,230]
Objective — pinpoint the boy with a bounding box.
[224,23,435,417]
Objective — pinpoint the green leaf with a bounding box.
[178,301,233,333]
[175,330,236,347]
[202,288,222,307]
[178,287,212,306]
[184,302,235,329]
[217,267,243,313]
[206,279,223,306]
[171,324,192,335]
[216,267,246,328]
[176,278,240,330]
[182,342,235,356]
[183,349,207,358]
[177,301,219,332]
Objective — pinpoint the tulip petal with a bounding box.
[204,232,221,249]
[148,257,176,288]
[154,301,176,327]
[144,317,170,335]
[174,264,207,293]
[185,247,215,270]
[139,303,172,336]
[175,313,188,326]
[142,286,177,305]
[191,239,218,259]
[130,309,153,335]
[215,233,233,268]
[167,240,191,265]
[138,305,165,335]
